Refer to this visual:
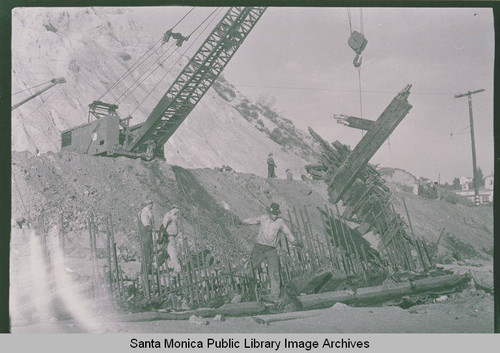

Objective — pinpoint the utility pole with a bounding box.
[454,89,485,206]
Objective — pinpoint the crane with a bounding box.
[12,77,66,111]
[61,7,266,160]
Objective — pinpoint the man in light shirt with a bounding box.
[243,202,301,301]
[158,205,181,274]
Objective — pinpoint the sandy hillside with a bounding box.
[12,7,317,179]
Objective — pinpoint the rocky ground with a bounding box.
[10,151,494,333]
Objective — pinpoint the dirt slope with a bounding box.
[12,151,493,263]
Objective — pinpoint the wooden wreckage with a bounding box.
[75,85,470,320]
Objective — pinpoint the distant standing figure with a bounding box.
[267,153,276,178]
[138,200,154,295]
[286,169,293,181]
[158,205,181,273]
[243,202,301,301]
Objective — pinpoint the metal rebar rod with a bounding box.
[105,216,115,299]
[87,216,97,298]
[178,237,191,306]
[192,241,204,304]
[109,214,125,298]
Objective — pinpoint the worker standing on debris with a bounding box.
[138,199,154,296]
[158,205,181,274]
[267,153,277,178]
[243,202,302,301]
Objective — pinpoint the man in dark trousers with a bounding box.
[243,202,301,301]
[267,153,277,178]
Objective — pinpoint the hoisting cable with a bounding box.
[358,8,365,138]
[98,39,164,101]
[128,8,223,117]
[347,8,353,34]
[12,80,53,96]
[114,41,177,104]
[20,85,62,119]
[347,8,367,137]
[116,7,219,106]
[98,7,195,101]
[360,7,364,36]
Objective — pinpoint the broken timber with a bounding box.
[334,114,375,131]
[329,85,413,202]
[307,85,433,273]
[113,272,470,321]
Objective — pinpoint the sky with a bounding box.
[133,6,494,183]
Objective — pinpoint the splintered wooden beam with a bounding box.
[334,115,376,131]
[329,85,413,202]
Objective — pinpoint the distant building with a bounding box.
[484,174,494,190]
[459,176,473,191]
[454,174,493,204]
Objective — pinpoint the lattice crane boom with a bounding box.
[127,7,266,156]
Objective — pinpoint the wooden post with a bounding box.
[304,206,325,266]
[290,208,309,271]
[327,206,348,274]
[334,205,355,273]
[287,210,304,270]
[421,239,435,268]
[299,208,317,268]
[318,209,336,269]
[328,86,413,202]
[294,207,314,270]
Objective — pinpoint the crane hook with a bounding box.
[353,54,363,68]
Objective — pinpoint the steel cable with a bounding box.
[128,8,223,116]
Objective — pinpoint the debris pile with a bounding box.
[306,128,432,273]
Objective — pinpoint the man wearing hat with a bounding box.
[267,153,277,178]
[243,202,301,301]
[138,199,155,296]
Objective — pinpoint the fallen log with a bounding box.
[299,273,470,310]
[112,273,470,322]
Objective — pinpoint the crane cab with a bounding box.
[61,114,120,156]
[60,100,154,159]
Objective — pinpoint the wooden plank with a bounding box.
[328,85,413,202]
[335,115,376,131]
[300,273,469,310]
